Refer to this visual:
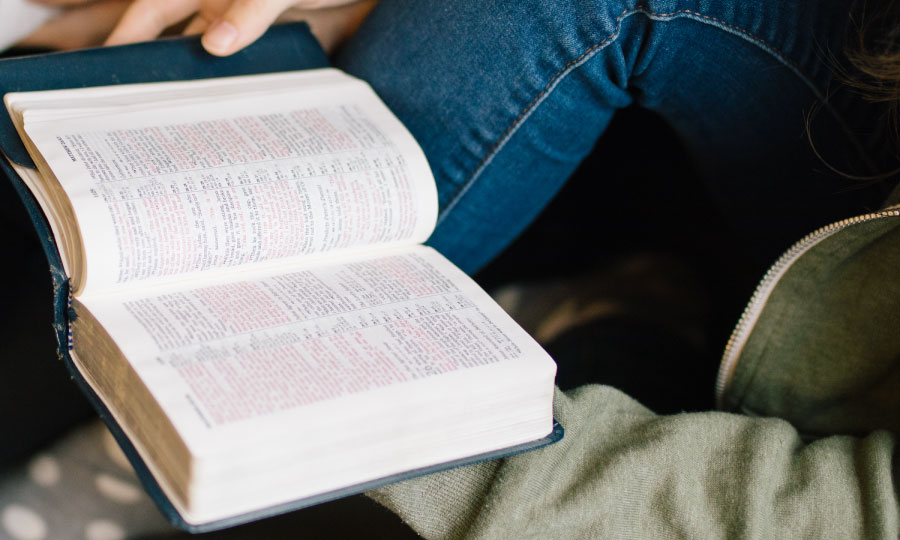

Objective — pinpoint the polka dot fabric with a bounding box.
[0,422,173,540]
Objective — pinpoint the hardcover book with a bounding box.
[0,25,561,532]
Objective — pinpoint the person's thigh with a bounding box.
[336,0,891,273]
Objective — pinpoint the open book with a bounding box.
[2,67,558,528]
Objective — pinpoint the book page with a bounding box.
[19,71,437,294]
[75,245,555,451]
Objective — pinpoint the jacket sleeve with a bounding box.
[367,385,899,540]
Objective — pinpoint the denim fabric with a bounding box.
[337,0,894,274]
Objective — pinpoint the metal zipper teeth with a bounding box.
[714,205,900,408]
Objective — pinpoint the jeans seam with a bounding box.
[437,5,868,225]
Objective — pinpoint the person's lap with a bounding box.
[334,0,896,415]
[2,0,895,472]
[336,0,892,275]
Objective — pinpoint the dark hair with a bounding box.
[846,0,900,141]
[809,0,900,181]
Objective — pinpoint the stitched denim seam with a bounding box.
[437,6,866,225]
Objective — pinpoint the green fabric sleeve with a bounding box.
[368,385,899,539]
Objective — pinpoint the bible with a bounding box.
[0,28,559,532]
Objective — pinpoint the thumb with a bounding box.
[201,0,295,56]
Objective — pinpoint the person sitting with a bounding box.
[10,0,900,537]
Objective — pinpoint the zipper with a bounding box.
[714,205,900,408]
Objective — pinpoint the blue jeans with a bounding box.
[336,0,894,274]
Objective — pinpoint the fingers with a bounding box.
[105,0,201,46]
[27,0,96,7]
[199,0,297,56]
[182,14,210,35]
[29,0,372,56]
[19,0,131,50]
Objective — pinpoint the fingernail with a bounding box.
[202,20,238,52]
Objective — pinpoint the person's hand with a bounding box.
[110,0,373,55]
[18,0,131,51]
[22,0,376,55]
[226,1,378,54]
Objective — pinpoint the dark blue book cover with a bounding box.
[0,25,563,533]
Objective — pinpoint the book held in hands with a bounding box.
[2,68,558,528]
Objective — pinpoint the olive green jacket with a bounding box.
[369,196,900,539]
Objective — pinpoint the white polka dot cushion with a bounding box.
[0,422,174,540]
